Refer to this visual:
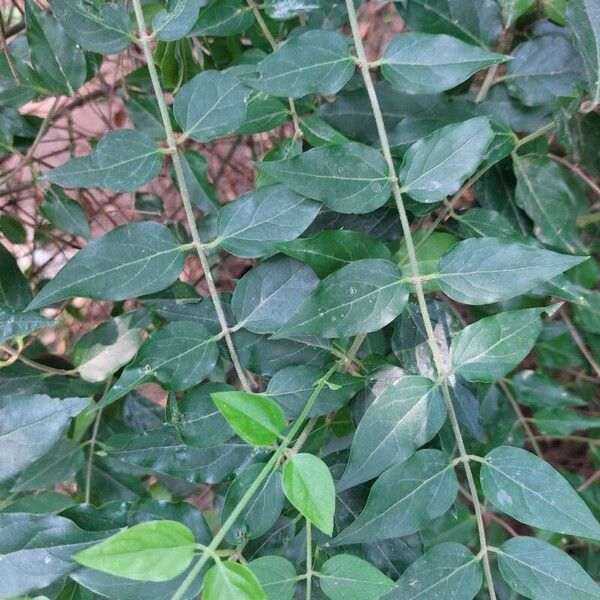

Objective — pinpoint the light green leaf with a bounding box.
[338,376,446,491]
[174,69,250,143]
[275,259,409,338]
[211,391,286,446]
[437,237,587,305]
[26,0,86,95]
[282,453,335,534]
[399,117,494,203]
[480,446,600,539]
[381,32,507,94]
[46,129,162,192]
[567,0,600,108]
[243,30,354,98]
[319,554,395,600]
[214,184,320,258]
[497,536,600,600]
[514,154,586,253]
[189,0,254,37]
[39,185,91,240]
[231,256,319,334]
[249,556,296,600]
[0,394,89,482]
[258,142,391,214]
[74,520,195,582]
[27,222,186,310]
[499,0,535,25]
[153,0,204,41]
[276,229,391,278]
[393,542,482,600]
[451,307,551,383]
[50,0,132,54]
[0,303,54,343]
[203,561,266,600]
[330,450,458,546]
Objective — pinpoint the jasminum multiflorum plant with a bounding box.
[1,0,600,598]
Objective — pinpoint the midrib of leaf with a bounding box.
[65,2,132,39]
[403,558,478,599]
[260,56,352,84]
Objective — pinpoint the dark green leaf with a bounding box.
[189,0,254,36]
[39,185,91,240]
[511,370,586,409]
[0,303,54,343]
[499,0,535,26]
[153,0,204,41]
[0,242,32,310]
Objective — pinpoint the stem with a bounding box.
[561,308,600,380]
[344,3,497,598]
[130,0,251,392]
[305,522,313,600]
[514,122,554,149]
[84,408,102,504]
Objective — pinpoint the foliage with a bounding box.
[1,0,600,599]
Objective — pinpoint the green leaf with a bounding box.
[532,408,600,436]
[211,391,286,446]
[0,394,88,482]
[330,450,458,546]
[275,259,409,338]
[176,150,220,214]
[153,0,204,41]
[499,0,535,26]
[497,536,600,600]
[514,154,586,253]
[300,115,349,147]
[393,542,482,600]
[338,376,446,491]
[505,33,582,106]
[39,185,91,240]
[567,0,600,108]
[74,520,196,582]
[282,453,335,534]
[26,0,86,94]
[231,256,319,334]
[380,33,507,94]
[243,30,354,98]
[258,142,392,214]
[46,129,162,192]
[437,238,587,305]
[214,184,320,258]
[0,242,32,310]
[173,69,250,142]
[399,117,494,203]
[203,561,266,600]
[0,214,27,244]
[0,303,54,343]
[276,229,392,278]
[27,222,186,310]
[189,0,254,37]
[319,554,396,600]
[221,463,284,544]
[451,307,551,383]
[249,556,296,600]
[480,446,600,539]
[511,370,586,409]
[50,0,132,54]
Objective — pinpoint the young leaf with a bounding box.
[211,391,286,446]
[438,238,587,305]
[258,143,392,214]
[275,259,409,338]
[173,70,250,143]
[393,542,482,600]
[203,561,266,600]
[152,0,204,41]
[27,222,186,310]
[74,520,196,582]
[399,117,494,203]
[380,32,508,94]
[330,450,458,546]
[276,229,392,278]
[282,453,335,535]
[566,0,600,108]
[337,376,446,491]
[244,30,354,98]
[497,536,600,600]
[480,446,600,539]
[231,256,319,334]
[319,554,396,600]
[39,186,91,240]
[0,395,88,482]
[249,556,296,600]
[46,130,162,192]
[214,184,320,258]
[450,306,550,383]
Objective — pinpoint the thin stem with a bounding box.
[514,122,554,149]
[84,408,102,504]
[305,522,313,600]
[344,3,497,598]
[550,154,600,197]
[561,308,600,380]
[131,0,251,392]
[0,343,78,375]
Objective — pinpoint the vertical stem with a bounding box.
[130,0,251,392]
[343,3,497,598]
[305,522,313,600]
